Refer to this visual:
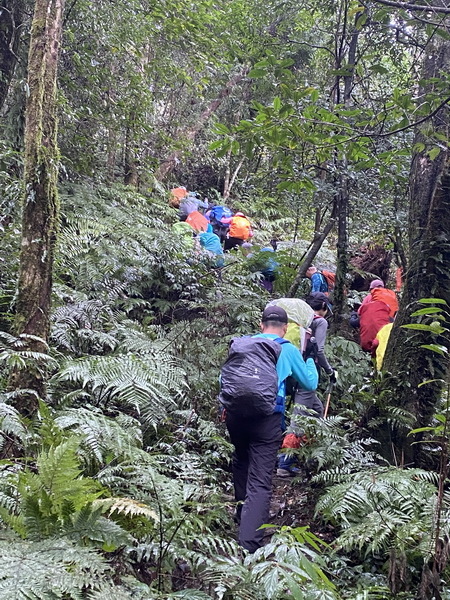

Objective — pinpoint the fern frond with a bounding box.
[317,466,443,557]
[0,536,112,598]
[33,438,101,514]
[55,407,143,468]
[54,353,186,428]
[96,497,158,522]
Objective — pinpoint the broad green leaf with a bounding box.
[410,307,443,316]
[420,344,448,356]
[418,298,448,305]
[418,378,446,387]
[213,123,230,135]
[249,68,265,78]
[401,323,446,334]
[370,64,389,75]
[401,324,437,332]
[409,426,439,434]
[428,147,441,160]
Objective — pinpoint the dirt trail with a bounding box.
[266,472,336,544]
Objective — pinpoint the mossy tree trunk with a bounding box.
[11,0,65,415]
[382,38,450,467]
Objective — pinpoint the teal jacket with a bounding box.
[253,333,318,413]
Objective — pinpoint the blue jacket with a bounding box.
[310,272,328,293]
[253,333,318,413]
[199,232,224,267]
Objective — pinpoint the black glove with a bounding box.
[328,370,337,384]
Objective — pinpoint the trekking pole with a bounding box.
[323,381,334,419]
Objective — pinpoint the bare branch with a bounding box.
[378,95,450,137]
[370,0,450,15]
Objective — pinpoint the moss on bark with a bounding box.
[11,0,65,415]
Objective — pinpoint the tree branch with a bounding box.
[370,0,450,14]
[378,95,450,137]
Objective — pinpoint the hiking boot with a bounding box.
[276,467,300,478]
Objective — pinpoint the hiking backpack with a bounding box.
[229,215,251,240]
[219,336,289,417]
[370,287,399,318]
[302,315,320,362]
[209,205,232,226]
[320,270,336,293]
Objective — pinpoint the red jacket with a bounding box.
[359,301,391,353]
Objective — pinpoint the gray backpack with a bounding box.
[219,336,288,417]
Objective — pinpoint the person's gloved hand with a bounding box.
[328,370,338,384]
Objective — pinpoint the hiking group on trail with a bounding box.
[170,185,402,554]
[169,185,275,285]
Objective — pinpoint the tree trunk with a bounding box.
[11,0,65,415]
[331,176,349,329]
[155,67,249,182]
[331,13,361,326]
[0,0,25,111]
[382,38,450,467]
[223,155,244,199]
[287,214,336,297]
[124,116,139,187]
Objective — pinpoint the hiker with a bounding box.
[247,246,280,293]
[220,305,318,553]
[179,192,208,219]
[185,210,210,233]
[277,292,336,477]
[305,265,329,294]
[223,212,253,251]
[169,186,188,208]
[259,247,279,293]
[359,300,392,353]
[358,279,399,318]
[199,231,224,267]
[208,205,233,244]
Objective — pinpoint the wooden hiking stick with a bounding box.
[323,382,334,419]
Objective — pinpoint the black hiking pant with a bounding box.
[226,412,283,553]
[224,237,244,251]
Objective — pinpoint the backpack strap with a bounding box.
[272,337,291,423]
[273,337,290,345]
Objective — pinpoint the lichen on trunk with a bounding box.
[11,0,65,415]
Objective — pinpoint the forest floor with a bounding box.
[266,472,336,545]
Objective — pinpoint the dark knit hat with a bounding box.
[262,305,288,323]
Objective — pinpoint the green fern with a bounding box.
[0,536,121,599]
[55,407,143,469]
[53,352,186,428]
[316,466,444,558]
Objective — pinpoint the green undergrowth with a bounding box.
[0,182,448,598]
